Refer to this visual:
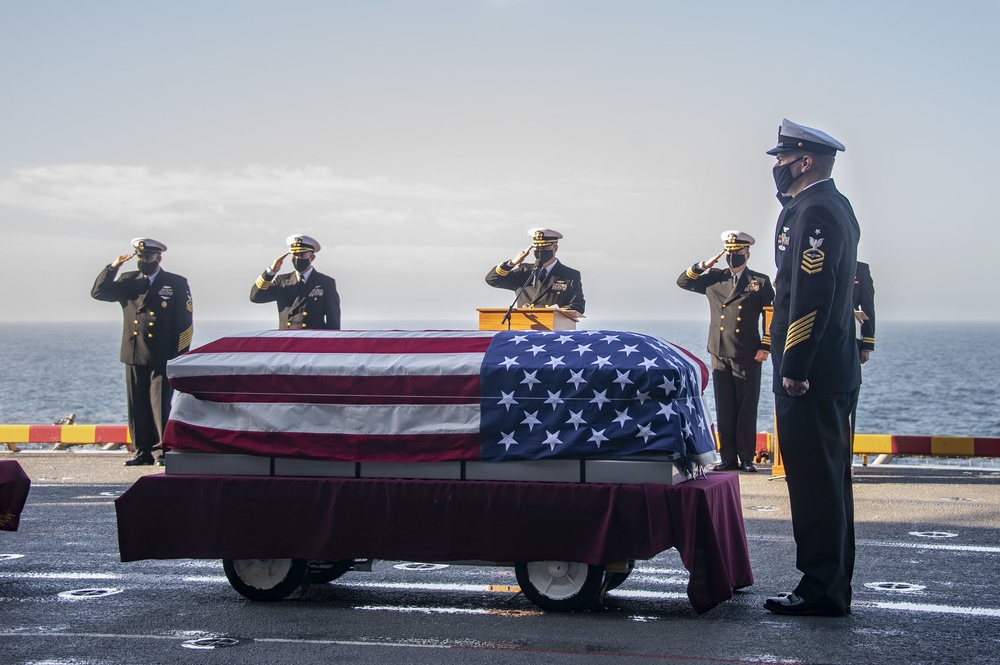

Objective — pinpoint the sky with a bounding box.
[2,0,998,325]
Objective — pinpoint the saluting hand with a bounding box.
[269,253,289,273]
[509,246,533,266]
[701,250,726,270]
[110,253,135,269]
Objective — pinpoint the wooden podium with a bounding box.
[477,307,580,331]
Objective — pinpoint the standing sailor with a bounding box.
[91,238,194,466]
[485,228,586,314]
[677,230,774,472]
[764,119,861,617]
[250,234,341,329]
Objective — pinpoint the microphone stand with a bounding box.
[500,263,541,329]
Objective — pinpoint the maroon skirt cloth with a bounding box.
[0,460,31,532]
[115,473,752,613]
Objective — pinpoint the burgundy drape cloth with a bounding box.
[116,473,752,613]
[0,461,31,532]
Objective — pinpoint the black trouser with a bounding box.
[775,388,859,614]
[125,363,172,458]
[711,355,762,465]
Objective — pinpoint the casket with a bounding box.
[162,329,717,478]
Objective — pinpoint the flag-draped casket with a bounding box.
[163,330,717,470]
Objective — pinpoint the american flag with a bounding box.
[163,329,716,467]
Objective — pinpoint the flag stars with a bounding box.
[657,402,676,420]
[590,389,611,409]
[572,343,592,356]
[554,334,574,344]
[544,355,566,370]
[658,377,676,395]
[601,334,620,344]
[526,344,547,357]
[588,428,608,448]
[635,391,651,404]
[613,370,633,389]
[499,356,519,369]
[639,357,659,370]
[613,408,633,428]
[521,370,541,390]
[510,334,529,345]
[567,369,586,389]
[498,432,518,451]
[592,355,612,368]
[566,410,587,430]
[497,391,518,411]
[637,423,655,443]
[619,344,639,357]
[542,430,563,451]
[544,390,564,410]
[521,410,541,431]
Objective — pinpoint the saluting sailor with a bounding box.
[91,238,194,466]
[485,228,586,314]
[250,234,341,330]
[764,119,861,618]
[677,230,774,473]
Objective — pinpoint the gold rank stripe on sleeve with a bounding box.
[863,336,876,344]
[255,275,272,290]
[784,311,817,351]
[495,263,511,276]
[686,268,700,279]
[800,247,825,274]
[761,333,771,346]
[178,326,193,352]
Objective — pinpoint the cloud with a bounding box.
[0,164,503,226]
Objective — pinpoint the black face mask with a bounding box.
[726,253,747,269]
[292,257,312,272]
[138,260,159,276]
[533,248,554,264]
[772,156,804,195]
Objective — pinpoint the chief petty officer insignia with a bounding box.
[801,234,825,274]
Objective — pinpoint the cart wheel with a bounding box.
[307,559,354,584]
[222,558,308,601]
[514,561,605,611]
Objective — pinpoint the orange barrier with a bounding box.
[770,433,1000,475]
[0,425,132,453]
[853,434,1000,464]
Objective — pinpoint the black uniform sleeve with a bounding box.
[91,265,125,303]
[759,274,775,352]
[563,274,586,314]
[856,263,875,351]
[173,278,194,356]
[250,271,278,303]
[325,277,342,330]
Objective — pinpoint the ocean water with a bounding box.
[1,320,998,439]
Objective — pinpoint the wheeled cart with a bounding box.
[115,469,752,614]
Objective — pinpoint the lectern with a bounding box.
[477,307,580,331]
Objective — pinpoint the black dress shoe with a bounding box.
[712,461,741,472]
[740,462,758,473]
[124,455,154,467]
[764,592,847,617]
[154,457,166,467]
